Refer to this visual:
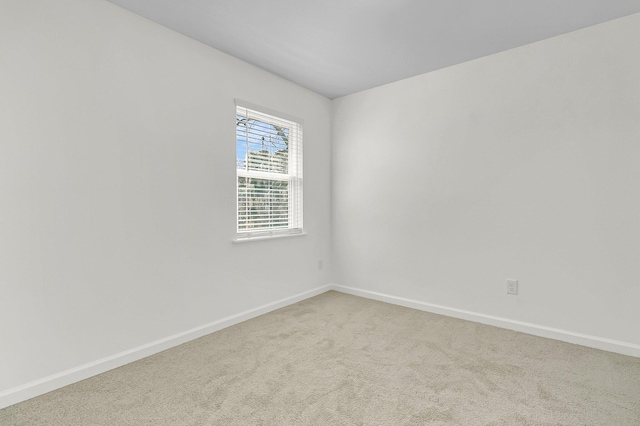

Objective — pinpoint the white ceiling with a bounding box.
[105,0,640,99]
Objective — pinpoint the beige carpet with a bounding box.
[1,291,639,425]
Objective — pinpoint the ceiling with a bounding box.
[105,0,640,99]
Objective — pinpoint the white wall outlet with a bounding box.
[507,279,519,295]
[318,259,324,270]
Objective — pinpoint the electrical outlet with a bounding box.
[318,259,324,270]
[507,279,518,295]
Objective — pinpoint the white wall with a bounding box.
[332,14,640,348]
[0,0,331,398]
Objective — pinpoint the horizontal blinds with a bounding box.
[236,104,303,237]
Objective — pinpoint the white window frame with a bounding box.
[234,100,303,241]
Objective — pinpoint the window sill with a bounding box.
[232,232,307,243]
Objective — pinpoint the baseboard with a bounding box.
[4,283,637,410]
[331,284,640,358]
[0,284,332,410]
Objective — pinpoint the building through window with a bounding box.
[235,102,303,240]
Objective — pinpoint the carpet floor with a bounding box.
[1,291,639,425]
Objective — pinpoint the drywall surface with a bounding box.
[0,0,331,396]
[332,14,640,347]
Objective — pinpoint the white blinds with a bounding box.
[236,103,303,239]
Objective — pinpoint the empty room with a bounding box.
[1,0,639,424]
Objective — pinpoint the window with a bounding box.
[235,101,303,240]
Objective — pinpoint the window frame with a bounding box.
[234,100,304,242]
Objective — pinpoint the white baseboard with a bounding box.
[4,283,637,410]
[331,284,640,358]
[0,284,332,410]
